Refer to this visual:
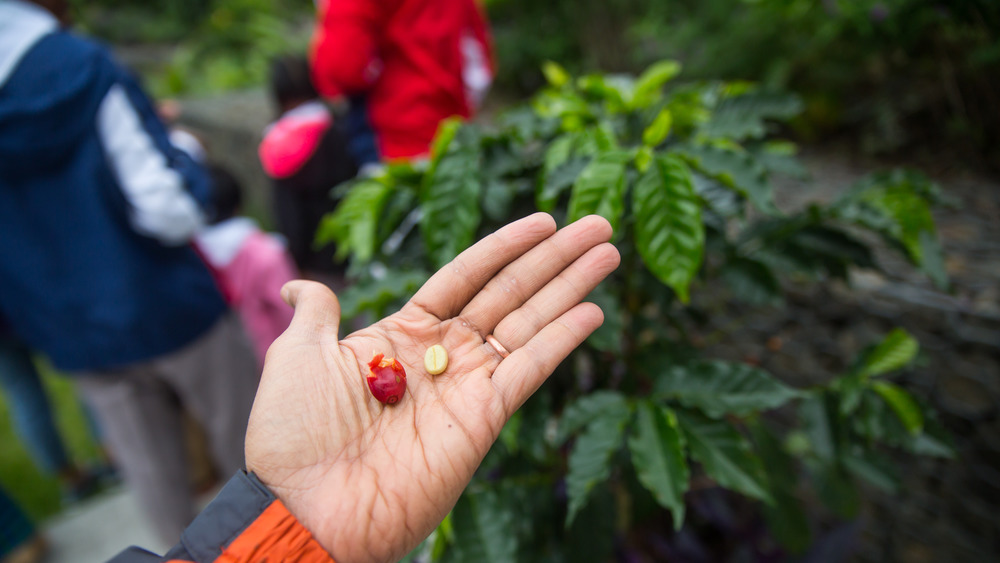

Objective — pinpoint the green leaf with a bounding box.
[628,402,689,529]
[542,60,571,88]
[918,230,949,290]
[807,458,860,518]
[429,117,463,163]
[834,170,940,271]
[871,381,924,435]
[557,391,630,443]
[798,393,835,460]
[584,283,623,352]
[451,489,517,563]
[654,360,800,418]
[699,91,803,142]
[720,257,781,305]
[566,150,631,231]
[537,133,579,211]
[577,74,632,113]
[314,177,394,262]
[841,450,900,493]
[853,389,954,457]
[749,421,811,554]
[336,270,429,319]
[421,124,482,268]
[566,483,616,563]
[566,406,631,525]
[632,155,704,303]
[634,146,653,173]
[862,328,918,377]
[632,60,682,109]
[676,410,772,503]
[642,108,673,147]
[674,144,778,215]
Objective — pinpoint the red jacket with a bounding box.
[310,0,494,160]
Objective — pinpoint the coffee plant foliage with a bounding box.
[316,60,954,561]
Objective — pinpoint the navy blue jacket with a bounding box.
[0,1,226,371]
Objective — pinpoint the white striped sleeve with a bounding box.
[96,84,205,245]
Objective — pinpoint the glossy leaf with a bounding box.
[808,458,860,519]
[918,230,949,290]
[749,421,811,554]
[336,270,429,319]
[451,489,518,563]
[584,283,623,352]
[700,91,803,141]
[537,133,580,211]
[557,390,630,444]
[841,450,900,494]
[654,360,800,418]
[634,145,654,173]
[566,150,631,231]
[798,393,835,460]
[871,381,924,435]
[642,108,673,147]
[566,406,631,525]
[421,124,482,268]
[676,410,772,502]
[566,483,616,562]
[628,402,689,529]
[632,60,682,109]
[314,177,394,262]
[632,155,704,303]
[542,60,571,88]
[429,117,463,163]
[834,170,942,282]
[675,144,778,215]
[862,328,918,377]
[721,257,782,305]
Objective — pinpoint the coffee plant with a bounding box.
[316,60,954,561]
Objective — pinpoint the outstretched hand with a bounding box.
[245,213,620,563]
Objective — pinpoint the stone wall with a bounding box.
[698,149,1000,561]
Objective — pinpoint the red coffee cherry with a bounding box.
[367,353,407,405]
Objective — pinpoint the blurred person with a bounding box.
[259,54,357,284]
[0,320,110,506]
[309,0,495,166]
[194,165,297,369]
[0,0,258,544]
[110,212,619,562]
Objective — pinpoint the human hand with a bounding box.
[245,213,620,562]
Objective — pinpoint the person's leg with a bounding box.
[0,338,71,475]
[0,484,33,554]
[74,366,193,545]
[157,312,259,479]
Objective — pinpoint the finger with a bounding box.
[492,242,619,350]
[458,215,613,336]
[280,280,342,337]
[491,302,605,413]
[409,212,557,321]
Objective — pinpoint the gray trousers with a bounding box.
[75,312,259,545]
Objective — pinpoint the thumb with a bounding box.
[280,280,342,337]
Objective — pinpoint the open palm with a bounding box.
[245,213,620,563]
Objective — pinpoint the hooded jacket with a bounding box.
[0,0,225,371]
[310,0,495,161]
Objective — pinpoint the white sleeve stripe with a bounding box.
[461,31,492,110]
[96,85,205,245]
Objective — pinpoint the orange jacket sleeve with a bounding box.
[107,472,334,563]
